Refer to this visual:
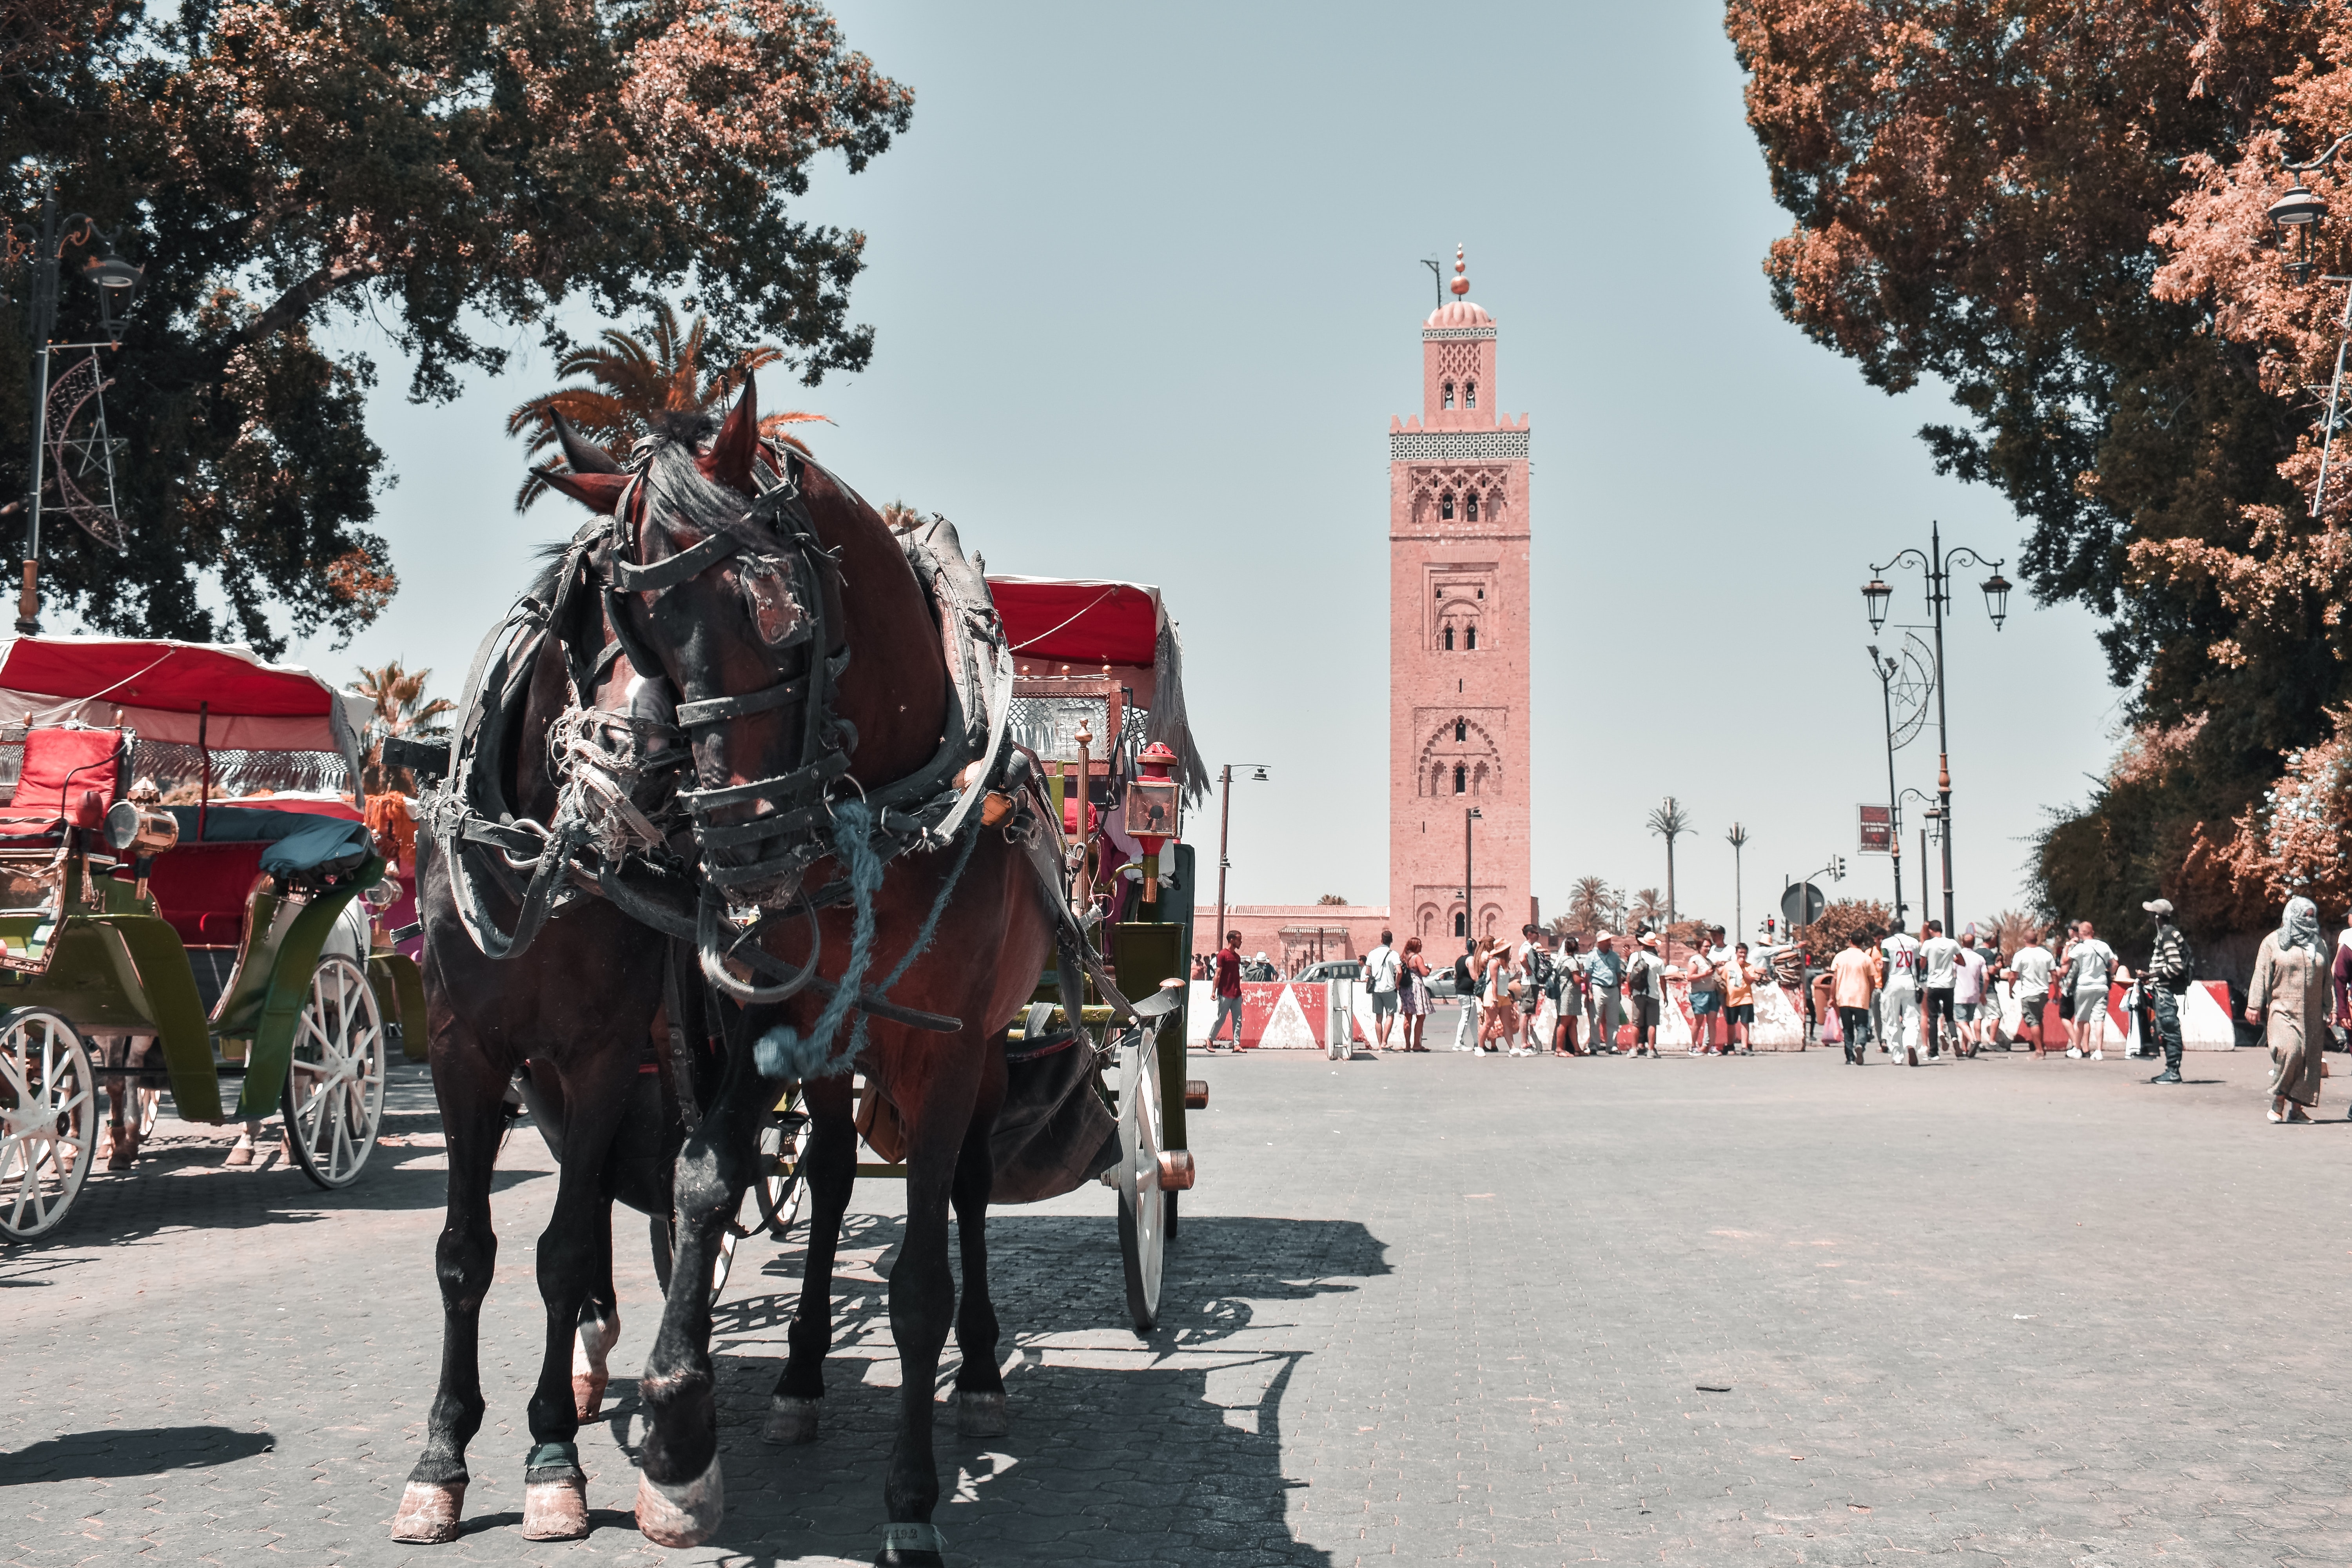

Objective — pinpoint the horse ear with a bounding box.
[537,467,631,515]
[710,372,759,491]
[550,410,622,474]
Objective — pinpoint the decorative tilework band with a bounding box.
[1390,430,1531,461]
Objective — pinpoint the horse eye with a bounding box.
[739,557,809,648]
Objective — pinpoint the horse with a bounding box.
[390,377,1062,1567]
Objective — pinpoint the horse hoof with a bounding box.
[521,1474,589,1540]
[634,1454,724,1547]
[572,1372,608,1423]
[388,1479,465,1543]
[956,1390,1007,1438]
[763,1394,820,1445]
[875,1520,949,1566]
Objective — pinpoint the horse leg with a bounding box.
[766,1075,856,1444]
[633,1067,766,1546]
[519,1051,636,1540]
[950,1093,1006,1439]
[573,1218,621,1422]
[877,1110,964,1567]
[389,1044,510,1543]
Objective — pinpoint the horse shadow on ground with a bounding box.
[591,1211,1389,1565]
[1,1424,275,1482]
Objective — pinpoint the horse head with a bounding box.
[539,376,943,924]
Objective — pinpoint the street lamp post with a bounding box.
[2264,139,2352,517]
[8,178,145,635]
[1211,763,1269,963]
[1862,522,2009,937]
[1462,806,1482,953]
[1867,645,1908,927]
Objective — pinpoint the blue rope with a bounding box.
[843,822,984,1058]
[753,800,884,1081]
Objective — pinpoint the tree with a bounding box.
[506,302,829,509]
[1726,821,1749,940]
[1728,2,2349,940]
[1565,875,1616,935]
[354,659,455,794]
[1316,893,1348,906]
[1630,888,1666,931]
[1646,797,1691,927]
[1797,898,1893,960]
[2,0,911,656]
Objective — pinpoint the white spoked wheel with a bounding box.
[0,1009,96,1241]
[1114,1032,1165,1334]
[282,955,387,1191]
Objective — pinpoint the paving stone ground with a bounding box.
[4,1028,2348,1566]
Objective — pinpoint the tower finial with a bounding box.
[1451,244,1469,298]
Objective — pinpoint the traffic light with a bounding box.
[1832,856,1847,881]
[1762,915,1777,940]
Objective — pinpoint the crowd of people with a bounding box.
[1196,895,2352,1122]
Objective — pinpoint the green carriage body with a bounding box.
[0,636,412,1239]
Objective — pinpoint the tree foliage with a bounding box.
[1795,898,1893,959]
[2,0,909,655]
[1729,1,2352,935]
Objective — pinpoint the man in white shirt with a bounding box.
[2007,932,2055,1057]
[1880,925,1923,1065]
[1918,921,1960,1058]
[2065,919,2119,1058]
[1361,929,1403,1051]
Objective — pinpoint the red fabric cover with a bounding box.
[217,793,360,820]
[0,639,338,716]
[988,578,1161,665]
[146,842,267,950]
[0,727,124,837]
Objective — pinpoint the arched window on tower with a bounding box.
[1454,717,1466,742]
[1465,624,1477,651]
[1454,909,1467,938]
[1442,381,1455,410]
[1466,492,1479,523]
[1466,379,1477,409]
[1439,492,1455,521]
[1441,625,1454,651]
[1453,763,1467,794]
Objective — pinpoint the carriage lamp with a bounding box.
[1127,742,1182,906]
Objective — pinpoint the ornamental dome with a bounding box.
[1425,298,1494,328]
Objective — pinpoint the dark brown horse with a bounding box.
[390,380,1057,1567]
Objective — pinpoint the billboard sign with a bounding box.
[1858,803,1894,855]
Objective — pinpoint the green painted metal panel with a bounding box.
[1111,920,1188,1152]
[234,892,356,1120]
[98,915,223,1124]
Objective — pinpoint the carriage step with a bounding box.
[1183,1079,1208,1109]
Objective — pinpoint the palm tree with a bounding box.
[1646,796,1692,927]
[355,660,454,793]
[1726,822,1749,941]
[1566,875,1614,934]
[1631,887,1666,931]
[506,302,830,510]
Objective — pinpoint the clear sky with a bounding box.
[295,1,2124,938]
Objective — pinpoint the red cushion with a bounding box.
[12,728,125,817]
[145,842,269,951]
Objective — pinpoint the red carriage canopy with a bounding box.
[0,636,370,768]
[985,575,1208,803]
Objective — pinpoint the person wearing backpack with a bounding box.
[1362,929,1404,1051]
[2142,898,2194,1083]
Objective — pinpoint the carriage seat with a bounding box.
[146,805,375,949]
[0,726,127,840]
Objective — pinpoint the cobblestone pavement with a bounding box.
[5,1038,2348,1566]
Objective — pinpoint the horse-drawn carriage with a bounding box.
[0,636,422,1240]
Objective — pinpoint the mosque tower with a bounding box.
[1388,247,1533,951]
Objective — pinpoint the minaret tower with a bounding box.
[1388,247,1532,950]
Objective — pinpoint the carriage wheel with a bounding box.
[1114,1033,1165,1334]
[0,1009,96,1241]
[281,956,387,1191]
[709,1104,809,1303]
